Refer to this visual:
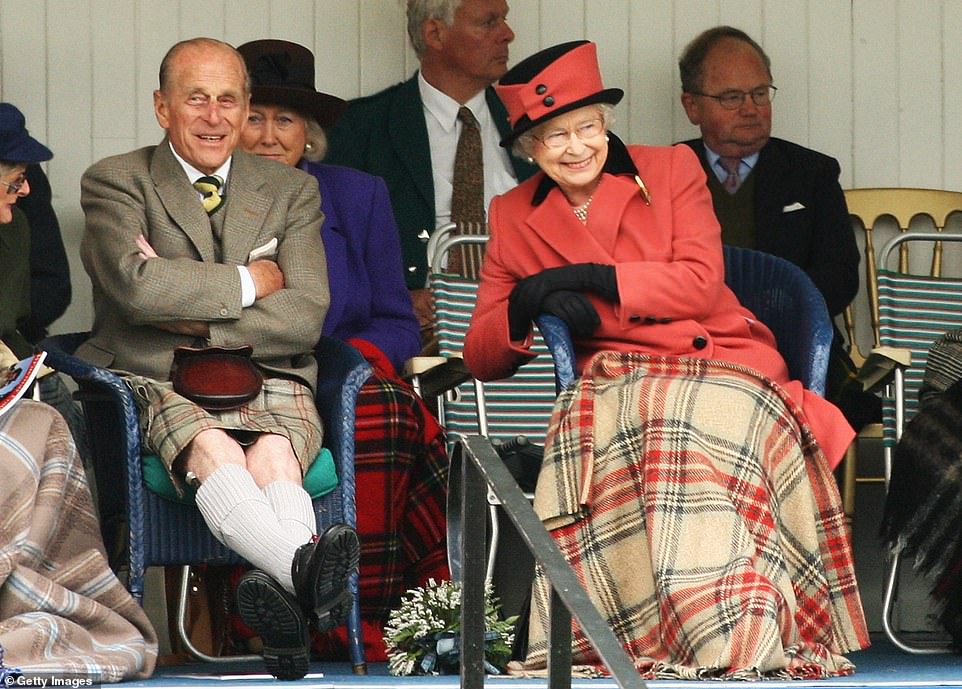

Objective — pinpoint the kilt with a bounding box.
[517,352,869,680]
[125,375,323,479]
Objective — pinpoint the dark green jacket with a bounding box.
[326,72,538,288]
[0,207,34,358]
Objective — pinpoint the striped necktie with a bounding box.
[717,158,742,194]
[194,175,224,214]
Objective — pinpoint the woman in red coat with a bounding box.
[464,41,869,679]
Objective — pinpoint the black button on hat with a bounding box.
[692,336,708,349]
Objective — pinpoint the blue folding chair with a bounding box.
[41,333,370,672]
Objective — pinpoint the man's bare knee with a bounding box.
[178,428,247,483]
[246,433,302,487]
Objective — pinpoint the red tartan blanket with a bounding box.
[518,352,869,680]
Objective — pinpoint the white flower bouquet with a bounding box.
[383,578,517,676]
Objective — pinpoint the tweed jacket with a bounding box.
[682,136,859,317]
[325,72,538,289]
[464,137,854,465]
[78,141,328,390]
[305,161,420,372]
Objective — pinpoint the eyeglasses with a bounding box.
[534,118,605,149]
[1,174,27,196]
[693,85,777,110]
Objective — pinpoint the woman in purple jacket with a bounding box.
[238,40,449,660]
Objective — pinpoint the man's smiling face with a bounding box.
[154,42,250,174]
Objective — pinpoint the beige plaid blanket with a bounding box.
[0,400,157,681]
[518,353,869,680]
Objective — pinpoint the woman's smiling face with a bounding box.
[0,165,28,224]
[529,105,608,201]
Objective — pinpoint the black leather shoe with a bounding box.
[236,570,309,680]
[291,523,360,631]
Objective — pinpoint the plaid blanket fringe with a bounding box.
[520,352,869,680]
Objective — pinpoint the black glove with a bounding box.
[541,290,601,338]
[508,263,617,340]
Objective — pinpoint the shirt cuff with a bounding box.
[238,266,255,307]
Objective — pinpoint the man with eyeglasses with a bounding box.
[678,26,877,432]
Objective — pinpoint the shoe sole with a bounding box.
[236,570,309,680]
[312,524,361,632]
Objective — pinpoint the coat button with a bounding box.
[692,335,708,349]
[629,314,641,323]
[535,84,547,94]
[219,308,229,316]
[659,317,673,324]
[543,96,555,107]
[643,316,657,324]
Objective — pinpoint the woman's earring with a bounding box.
[526,156,535,163]
[304,142,314,152]
[605,135,610,142]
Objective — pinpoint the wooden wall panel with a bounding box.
[808,0,852,186]
[1,0,961,336]
[852,0,899,186]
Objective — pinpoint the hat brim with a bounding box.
[250,85,348,130]
[0,136,53,164]
[499,88,624,148]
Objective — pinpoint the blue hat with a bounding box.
[0,103,53,164]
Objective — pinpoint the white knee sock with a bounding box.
[262,480,317,545]
[195,464,299,592]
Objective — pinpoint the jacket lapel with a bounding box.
[752,140,789,251]
[150,141,217,261]
[220,151,272,265]
[390,75,435,213]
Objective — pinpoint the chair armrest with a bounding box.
[313,336,372,483]
[856,346,913,394]
[402,356,472,399]
[535,314,577,392]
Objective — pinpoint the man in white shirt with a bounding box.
[326,0,538,334]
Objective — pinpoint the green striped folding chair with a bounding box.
[423,227,565,581]
[876,231,962,654]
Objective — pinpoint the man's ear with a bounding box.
[153,90,169,129]
[680,92,701,126]
[422,17,446,52]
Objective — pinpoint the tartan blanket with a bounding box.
[519,352,869,680]
[0,401,157,681]
[881,377,962,648]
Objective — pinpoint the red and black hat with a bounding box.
[495,40,623,147]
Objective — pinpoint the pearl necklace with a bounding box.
[572,195,593,224]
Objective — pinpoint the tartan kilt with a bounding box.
[520,352,869,680]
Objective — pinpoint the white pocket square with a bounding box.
[248,237,278,262]
[782,201,806,212]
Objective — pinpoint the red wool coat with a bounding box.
[464,141,854,466]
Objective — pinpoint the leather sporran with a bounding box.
[171,345,263,411]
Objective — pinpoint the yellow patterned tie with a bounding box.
[193,175,224,214]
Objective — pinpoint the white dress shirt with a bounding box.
[419,72,519,229]
[169,143,255,307]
